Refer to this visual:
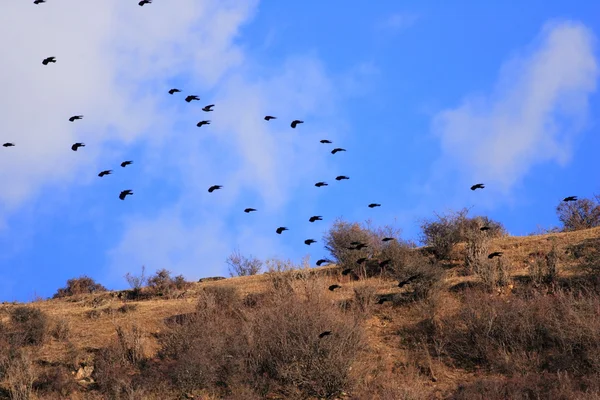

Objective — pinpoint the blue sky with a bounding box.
[0,0,598,302]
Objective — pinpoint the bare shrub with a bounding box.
[5,349,36,400]
[52,275,107,299]
[556,195,600,232]
[352,283,377,315]
[464,224,491,275]
[33,365,77,398]
[146,268,189,298]
[390,252,445,303]
[9,306,48,346]
[50,318,70,341]
[115,323,146,366]
[474,258,511,292]
[323,219,378,270]
[125,265,147,299]
[227,249,263,277]
[528,246,560,286]
[93,346,136,400]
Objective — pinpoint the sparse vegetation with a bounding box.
[557,193,600,231]
[226,248,263,277]
[52,275,107,298]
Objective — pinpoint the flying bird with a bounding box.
[318,331,332,339]
[196,120,211,127]
[69,115,83,122]
[98,170,112,178]
[315,182,328,187]
[331,148,346,154]
[185,95,200,102]
[119,190,133,200]
[335,176,349,181]
[304,239,317,245]
[42,57,56,65]
[320,139,332,144]
[264,115,276,121]
[244,208,257,213]
[291,120,304,128]
[316,259,332,266]
[382,237,395,242]
[350,241,364,246]
[480,226,491,232]
[138,0,151,6]
[356,257,368,264]
[341,268,353,276]
[202,104,215,112]
[368,203,381,208]
[276,227,288,234]
[377,297,391,305]
[471,183,485,191]
[33,0,46,4]
[168,88,181,94]
[208,185,222,193]
[488,251,503,259]
[309,216,323,222]
[121,160,133,168]
[328,284,341,291]
[563,196,578,202]
[3,143,15,147]
[398,274,421,288]
[71,143,85,151]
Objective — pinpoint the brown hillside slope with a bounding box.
[1,226,600,399]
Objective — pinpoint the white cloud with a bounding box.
[432,20,598,194]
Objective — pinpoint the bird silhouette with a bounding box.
[316,259,332,266]
[264,115,276,121]
[480,226,491,231]
[309,216,323,222]
[197,120,211,127]
[398,274,421,288]
[33,0,46,4]
[329,284,341,291]
[185,95,200,102]
[138,0,151,6]
[331,148,346,154]
[42,57,56,65]
[304,239,317,245]
[69,115,83,122]
[202,104,215,112]
[318,331,332,339]
[382,237,395,242]
[291,120,304,128]
[315,182,328,187]
[208,185,223,193]
[98,170,112,178]
[121,160,133,168]
[377,297,391,304]
[471,183,485,191]
[356,257,368,264]
[563,196,578,202]
[119,190,133,200]
[168,88,181,94]
[320,139,332,144]
[488,251,503,259]
[368,203,381,208]
[379,259,392,268]
[276,227,288,234]
[71,143,85,151]
[335,175,349,181]
[3,143,15,147]
[244,208,257,213]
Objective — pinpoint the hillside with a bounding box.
[1,226,600,399]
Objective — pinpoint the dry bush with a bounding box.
[352,363,435,400]
[146,268,190,298]
[124,265,147,300]
[227,249,263,277]
[9,306,48,346]
[52,275,107,299]
[475,258,511,292]
[33,365,77,398]
[556,194,600,232]
[50,318,71,341]
[352,283,377,315]
[3,348,36,400]
[528,246,560,286]
[389,251,445,303]
[464,224,491,275]
[420,208,505,261]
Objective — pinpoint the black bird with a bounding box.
[318,331,332,339]
[33,0,46,4]
[168,88,181,94]
[563,196,578,202]
[98,170,112,178]
[382,237,395,242]
[398,274,421,288]
[276,227,288,234]
[471,183,485,191]
[264,115,276,121]
[3,143,15,147]
[341,268,353,276]
[480,226,491,231]
[329,284,341,291]
[121,160,133,167]
[208,185,223,193]
[377,297,391,305]
[304,239,317,245]
[291,120,304,128]
[316,259,332,266]
[368,203,381,208]
[320,139,332,144]
[315,182,328,187]
[309,216,323,222]
[42,57,56,65]
[350,241,364,246]
[354,243,368,250]
[71,142,85,151]
[331,148,346,154]
[335,175,349,181]
[185,95,200,102]
[197,120,211,127]
[69,115,83,122]
[202,104,215,112]
[138,0,151,6]
[119,190,133,200]
[244,208,257,213]
[379,259,392,268]
[488,251,503,259]
[356,257,367,264]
